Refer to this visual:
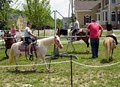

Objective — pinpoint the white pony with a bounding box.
[9,35,63,71]
[103,37,116,62]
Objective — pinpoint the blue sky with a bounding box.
[11,0,71,19]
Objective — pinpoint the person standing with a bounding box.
[87,19,103,58]
[24,22,37,56]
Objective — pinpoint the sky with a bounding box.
[50,0,71,19]
[11,0,71,19]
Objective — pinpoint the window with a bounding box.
[97,14,100,21]
[112,0,116,3]
[105,12,108,21]
[105,0,108,5]
[98,3,101,9]
[84,15,91,25]
[111,12,116,21]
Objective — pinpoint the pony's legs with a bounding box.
[109,49,113,61]
[105,43,111,62]
[5,48,8,58]
[33,58,38,71]
[82,37,89,53]
[41,54,49,71]
[14,55,20,71]
[42,56,49,71]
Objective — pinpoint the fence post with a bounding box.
[70,55,73,87]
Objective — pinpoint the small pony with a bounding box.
[56,28,90,51]
[9,35,63,71]
[3,31,16,58]
[103,37,116,62]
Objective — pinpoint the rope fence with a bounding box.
[0,60,70,68]
[72,60,120,68]
[0,57,120,87]
[0,59,120,69]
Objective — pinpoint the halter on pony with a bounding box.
[54,35,63,48]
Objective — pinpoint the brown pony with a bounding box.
[103,37,116,62]
[3,31,16,58]
[56,28,90,50]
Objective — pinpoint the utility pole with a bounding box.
[108,0,111,24]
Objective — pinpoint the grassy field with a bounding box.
[0,30,120,87]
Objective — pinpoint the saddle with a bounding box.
[19,41,37,52]
[19,41,38,61]
[71,29,79,36]
[18,42,29,52]
[106,35,118,45]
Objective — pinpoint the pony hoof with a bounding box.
[29,55,34,61]
[46,69,50,72]
[86,50,89,53]
[15,69,20,72]
[32,69,36,72]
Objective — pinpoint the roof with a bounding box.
[74,1,101,11]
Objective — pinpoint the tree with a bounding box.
[0,0,12,29]
[56,19,63,28]
[23,0,54,29]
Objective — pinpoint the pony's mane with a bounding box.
[37,36,54,45]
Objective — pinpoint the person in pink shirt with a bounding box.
[87,19,103,58]
[10,24,16,37]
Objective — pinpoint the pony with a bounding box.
[3,31,16,58]
[56,28,89,52]
[9,35,63,71]
[103,37,116,63]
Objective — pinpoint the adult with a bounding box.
[24,22,37,56]
[87,19,103,58]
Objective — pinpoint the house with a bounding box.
[62,17,71,29]
[74,0,120,29]
[16,15,27,31]
[74,0,100,26]
[96,0,120,28]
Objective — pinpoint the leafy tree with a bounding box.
[23,0,54,29]
[56,19,63,28]
[0,0,12,29]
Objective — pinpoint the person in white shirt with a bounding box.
[70,17,80,36]
[24,22,37,56]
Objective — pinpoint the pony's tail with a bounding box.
[104,40,110,61]
[9,47,14,64]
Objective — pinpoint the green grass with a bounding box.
[0,30,120,87]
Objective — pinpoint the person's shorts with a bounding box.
[25,37,36,45]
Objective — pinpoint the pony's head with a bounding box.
[54,35,63,49]
[4,31,12,40]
